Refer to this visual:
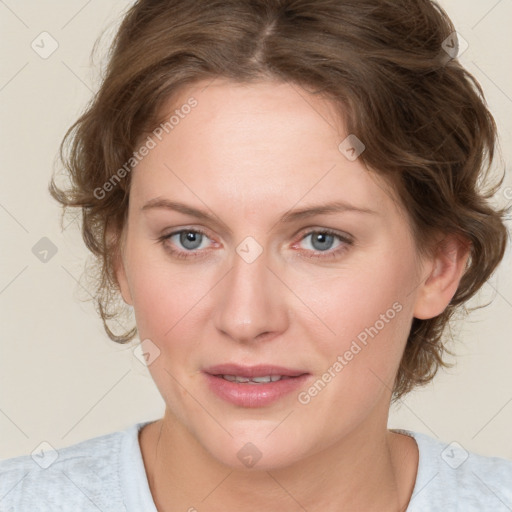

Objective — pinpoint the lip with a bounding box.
[203,363,308,378]
[202,364,311,408]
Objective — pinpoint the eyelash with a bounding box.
[157,228,353,261]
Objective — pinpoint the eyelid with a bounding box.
[290,227,353,260]
[159,226,216,248]
[158,225,354,260]
[293,226,354,244]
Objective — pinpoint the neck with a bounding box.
[139,407,417,512]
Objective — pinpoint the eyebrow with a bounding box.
[141,198,377,225]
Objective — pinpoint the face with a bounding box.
[115,78,433,470]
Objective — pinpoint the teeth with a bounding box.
[222,375,250,383]
[222,374,286,384]
[251,375,277,383]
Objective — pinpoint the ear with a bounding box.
[109,225,133,306]
[413,234,471,320]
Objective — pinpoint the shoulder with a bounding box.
[399,429,512,512]
[0,424,137,512]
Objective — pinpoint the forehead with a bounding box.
[130,78,401,219]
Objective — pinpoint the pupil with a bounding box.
[181,231,201,250]
[313,233,333,251]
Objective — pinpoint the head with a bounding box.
[51,0,508,469]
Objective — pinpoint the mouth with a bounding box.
[217,374,297,384]
[203,363,308,380]
[202,363,311,407]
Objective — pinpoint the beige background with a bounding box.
[1,0,511,461]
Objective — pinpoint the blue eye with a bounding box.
[295,229,353,260]
[160,229,211,259]
[158,228,353,261]
[302,232,338,252]
[173,230,207,251]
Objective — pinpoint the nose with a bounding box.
[213,242,289,344]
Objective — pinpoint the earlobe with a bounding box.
[413,235,471,320]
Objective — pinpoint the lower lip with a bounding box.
[203,373,311,408]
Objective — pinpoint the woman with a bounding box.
[1,0,511,510]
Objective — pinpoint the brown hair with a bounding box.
[49,0,510,400]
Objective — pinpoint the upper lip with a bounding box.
[203,364,308,378]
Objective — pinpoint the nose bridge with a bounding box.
[213,238,288,342]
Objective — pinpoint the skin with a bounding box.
[114,77,470,511]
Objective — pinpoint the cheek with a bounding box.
[124,233,210,338]
[126,255,210,408]
[297,252,415,395]
[129,264,207,341]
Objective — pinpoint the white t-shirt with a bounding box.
[1,420,511,511]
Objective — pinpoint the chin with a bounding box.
[197,423,311,472]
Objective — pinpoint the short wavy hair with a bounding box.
[49,0,509,400]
